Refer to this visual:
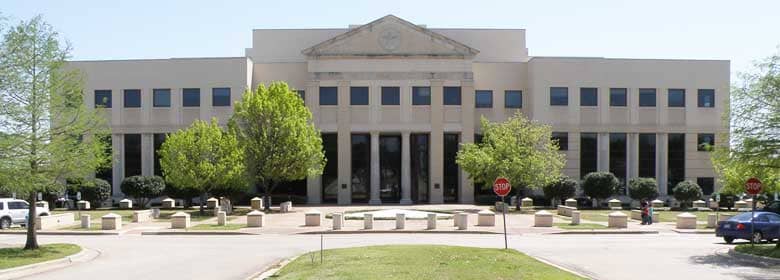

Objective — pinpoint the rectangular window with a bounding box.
[212,88,231,107]
[668,89,685,107]
[350,87,369,105]
[610,88,627,107]
[505,90,522,108]
[296,90,305,101]
[123,89,141,108]
[550,87,568,106]
[412,86,431,105]
[580,133,598,178]
[182,88,200,107]
[351,134,370,203]
[153,133,166,176]
[95,135,113,191]
[411,133,430,203]
[638,133,656,178]
[94,90,112,108]
[124,134,142,177]
[668,133,685,193]
[639,88,656,107]
[697,177,715,195]
[381,87,400,105]
[552,132,568,151]
[321,133,338,203]
[319,87,338,105]
[697,133,714,151]
[443,86,461,105]
[443,133,460,203]
[698,89,715,107]
[610,133,627,192]
[153,88,171,107]
[580,88,598,106]
[475,90,493,108]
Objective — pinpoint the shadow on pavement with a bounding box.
[689,250,780,280]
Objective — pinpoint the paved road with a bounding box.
[0,233,777,280]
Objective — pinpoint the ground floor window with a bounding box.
[96,135,113,194]
[153,133,166,176]
[410,133,429,203]
[638,133,656,178]
[609,133,627,193]
[321,133,338,203]
[380,135,402,202]
[351,134,370,203]
[443,133,460,203]
[697,177,714,195]
[124,134,142,177]
[668,133,685,194]
[580,133,597,178]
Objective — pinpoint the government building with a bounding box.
[69,15,729,205]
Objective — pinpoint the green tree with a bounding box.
[628,177,659,201]
[0,16,110,250]
[228,82,325,211]
[542,177,577,205]
[581,172,619,207]
[66,177,111,207]
[163,183,200,208]
[673,181,703,209]
[159,119,246,214]
[119,175,165,208]
[457,113,566,196]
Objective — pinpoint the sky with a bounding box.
[3,0,779,76]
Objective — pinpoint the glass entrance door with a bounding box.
[379,135,402,203]
[410,133,429,203]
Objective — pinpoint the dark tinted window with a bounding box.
[0,202,3,210]
[182,88,200,107]
[8,201,27,209]
[697,177,714,195]
[552,132,568,151]
[381,87,400,105]
[153,133,166,176]
[580,133,598,178]
[697,133,714,151]
[443,87,461,105]
[475,90,493,108]
[96,135,113,191]
[668,134,685,193]
[410,133,429,203]
[321,133,338,203]
[639,133,656,177]
[580,88,598,106]
[443,133,460,203]
[639,88,656,107]
[124,89,141,108]
[610,133,627,192]
[412,87,431,105]
[351,134,370,203]
[124,134,142,177]
[319,87,337,105]
[153,88,171,107]
[698,89,715,107]
[610,88,627,107]
[350,87,369,105]
[505,90,522,108]
[668,89,685,107]
[95,90,112,108]
[550,87,568,106]
[212,88,231,107]
[297,90,305,101]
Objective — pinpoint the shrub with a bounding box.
[581,172,619,207]
[628,177,659,201]
[163,183,200,208]
[66,178,112,207]
[543,177,578,205]
[120,175,165,208]
[673,180,703,209]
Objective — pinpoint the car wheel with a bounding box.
[723,236,734,244]
[0,217,10,230]
[751,232,763,244]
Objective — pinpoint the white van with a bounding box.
[0,198,51,229]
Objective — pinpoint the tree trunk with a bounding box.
[199,192,206,215]
[24,193,39,250]
[263,181,278,212]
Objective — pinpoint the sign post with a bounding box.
[493,177,511,250]
[745,178,762,246]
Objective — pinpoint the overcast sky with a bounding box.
[4,0,779,77]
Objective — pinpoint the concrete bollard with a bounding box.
[332,213,343,230]
[119,199,133,209]
[608,199,622,210]
[81,214,91,229]
[364,213,374,230]
[427,213,437,230]
[534,210,553,227]
[735,200,748,209]
[247,210,264,227]
[250,197,263,210]
[718,213,734,222]
[280,201,292,213]
[709,199,719,210]
[161,198,176,209]
[565,198,577,208]
[477,210,495,226]
[396,213,405,229]
[571,211,581,225]
[151,208,160,219]
[217,211,227,226]
[453,211,462,227]
[652,212,659,223]
[707,214,717,228]
[101,213,122,230]
[693,200,706,208]
[457,213,469,230]
[521,197,534,207]
[305,210,321,226]
[608,211,628,228]
[676,212,697,229]
[651,199,664,208]
[207,197,219,209]
[77,200,90,210]
[132,210,153,223]
[171,212,191,229]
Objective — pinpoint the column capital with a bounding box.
[430,80,444,87]
[337,80,350,87]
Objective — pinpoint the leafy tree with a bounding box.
[628,177,659,201]
[581,172,619,207]
[673,180,703,209]
[67,177,111,207]
[0,16,110,250]
[159,119,246,214]
[120,176,165,208]
[228,82,325,211]
[163,183,200,208]
[456,113,565,196]
[543,176,577,205]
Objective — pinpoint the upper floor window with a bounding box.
[443,86,461,105]
[182,88,200,107]
[610,88,627,107]
[697,133,715,151]
[550,87,568,106]
[551,132,568,151]
[475,90,493,108]
[698,89,715,107]
[412,86,431,105]
[212,88,231,107]
[350,87,369,105]
[319,87,337,105]
[381,87,400,105]
[580,87,598,106]
[153,88,171,107]
[639,88,656,107]
[296,90,305,101]
[668,89,685,107]
[505,90,522,108]
[123,89,141,108]
[94,90,112,108]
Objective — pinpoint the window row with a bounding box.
[549,87,716,108]
[317,86,523,108]
[94,88,232,108]
[551,132,714,152]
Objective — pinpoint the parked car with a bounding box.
[0,198,51,229]
[716,211,780,244]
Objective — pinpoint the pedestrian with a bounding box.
[640,200,648,225]
[647,201,654,225]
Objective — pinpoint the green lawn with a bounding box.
[272,245,584,280]
[574,210,738,223]
[53,208,220,223]
[554,223,608,230]
[0,243,81,269]
[735,244,780,259]
[188,223,245,231]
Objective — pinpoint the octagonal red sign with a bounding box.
[493,177,511,197]
[745,178,762,195]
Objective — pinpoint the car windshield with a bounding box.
[730,212,758,221]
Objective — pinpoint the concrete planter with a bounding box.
[608,199,622,210]
[396,213,405,229]
[119,199,133,209]
[305,210,321,226]
[477,210,495,226]
[456,213,469,230]
[171,212,191,229]
[247,210,265,227]
[250,197,263,210]
[206,197,219,209]
[77,200,90,210]
[427,213,437,230]
[534,210,553,227]
[676,212,697,229]
[608,211,627,228]
[564,198,577,208]
[101,213,122,230]
[161,198,176,209]
[571,211,581,225]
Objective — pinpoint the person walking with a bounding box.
[640,200,648,225]
[647,202,654,225]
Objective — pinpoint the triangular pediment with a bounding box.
[302,15,479,58]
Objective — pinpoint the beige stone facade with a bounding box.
[68,15,728,205]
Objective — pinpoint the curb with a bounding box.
[0,246,101,280]
[529,254,597,280]
[549,230,658,235]
[727,248,780,266]
[246,255,300,280]
[299,230,501,235]
[141,231,256,236]
[671,229,715,234]
[0,231,120,236]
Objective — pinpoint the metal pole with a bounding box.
[502,196,508,250]
[751,194,756,247]
[320,233,324,264]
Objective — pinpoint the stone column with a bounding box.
[400,132,412,204]
[112,134,123,197]
[306,81,321,204]
[459,80,475,204]
[658,133,668,195]
[141,133,153,176]
[429,80,445,204]
[597,133,609,172]
[369,132,381,205]
[336,81,351,205]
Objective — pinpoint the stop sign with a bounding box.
[745,178,762,195]
[493,177,511,197]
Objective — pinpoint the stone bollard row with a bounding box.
[564,198,577,208]
[207,197,219,209]
[250,197,263,210]
[707,214,717,228]
[77,200,91,210]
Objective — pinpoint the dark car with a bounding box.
[763,201,780,215]
[716,211,780,244]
